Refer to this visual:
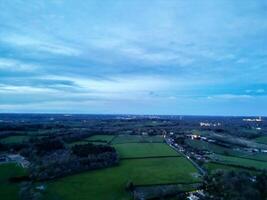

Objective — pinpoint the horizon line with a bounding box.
[0,112,266,118]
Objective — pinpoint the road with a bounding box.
[165,137,206,176]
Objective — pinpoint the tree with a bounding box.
[203,170,262,200]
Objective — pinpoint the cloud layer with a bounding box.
[0,0,267,115]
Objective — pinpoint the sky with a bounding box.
[0,0,267,116]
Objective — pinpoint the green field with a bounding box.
[186,139,267,161]
[0,163,27,200]
[203,132,267,149]
[114,143,180,158]
[44,157,199,200]
[112,135,164,144]
[203,162,256,174]
[85,135,115,143]
[67,135,115,146]
[0,135,30,144]
[254,136,267,144]
[186,139,232,154]
[186,139,247,157]
[240,152,267,162]
[212,154,267,170]
[44,134,199,200]
[67,141,91,147]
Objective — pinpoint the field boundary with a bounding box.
[215,154,267,163]
[84,139,107,143]
[228,154,267,162]
[121,155,181,160]
[112,141,165,145]
[108,135,118,144]
[134,181,202,187]
[208,161,264,172]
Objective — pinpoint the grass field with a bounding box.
[203,162,256,174]
[254,136,267,144]
[0,163,27,200]
[186,139,267,161]
[204,132,267,149]
[186,139,232,154]
[240,152,267,162]
[67,141,91,147]
[85,135,115,143]
[113,143,180,158]
[212,154,267,170]
[111,135,164,144]
[186,139,247,157]
[0,135,30,144]
[44,134,199,200]
[44,157,199,200]
[67,135,115,147]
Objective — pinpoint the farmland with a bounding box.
[186,139,267,162]
[44,158,199,200]
[112,135,164,144]
[67,135,115,146]
[254,136,267,145]
[1,114,267,199]
[67,140,91,147]
[0,163,27,200]
[0,135,30,144]
[211,154,267,170]
[44,136,199,200]
[203,162,256,174]
[85,135,115,143]
[113,143,179,158]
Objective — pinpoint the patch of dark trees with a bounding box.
[32,138,65,156]
[203,170,267,200]
[72,143,116,157]
[0,123,67,132]
[0,142,29,152]
[29,143,119,181]
[9,175,31,183]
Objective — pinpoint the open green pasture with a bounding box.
[85,135,115,143]
[186,139,267,161]
[67,135,115,146]
[186,139,233,154]
[44,157,199,200]
[113,143,180,159]
[111,134,164,144]
[0,163,27,200]
[203,162,257,174]
[212,154,267,170]
[0,135,30,144]
[204,132,267,149]
[44,134,198,200]
[254,136,267,144]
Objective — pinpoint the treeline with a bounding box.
[0,123,67,132]
[203,170,267,200]
[29,142,119,181]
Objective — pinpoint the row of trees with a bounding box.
[29,143,119,181]
[203,170,267,200]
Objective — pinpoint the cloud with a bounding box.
[0,0,267,115]
[41,75,172,94]
[0,58,37,72]
[120,46,194,66]
[256,89,265,93]
[207,94,253,100]
[0,84,57,94]
[1,34,80,56]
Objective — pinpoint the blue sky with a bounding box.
[0,0,267,116]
